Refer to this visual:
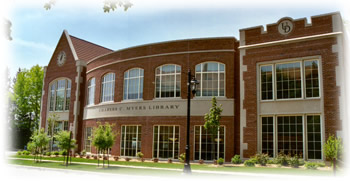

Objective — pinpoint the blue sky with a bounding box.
[4,0,350,78]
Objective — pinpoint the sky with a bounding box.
[2,0,350,78]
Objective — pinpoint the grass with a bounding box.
[9,155,335,176]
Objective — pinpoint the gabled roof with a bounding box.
[63,30,113,62]
[69,35,113,62]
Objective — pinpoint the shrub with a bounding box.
[59,150,67,156]
[17,150,22,155]
[53,151,59,156]
[153,158,159,163]
[199,159,204,164]
[80,150,86,156]
[22,150,30,155]
[113,156,119,161]
[289,155,300,168]
[317,162,326,167]
[168,158,172,163]
[305,162,318,169]
[136,152,144,159]
[213,159,217,165]
[254,153,269,166]
[86,154,91,159]
[244,159,255,167]
[276,152,290,166]
[125,157,131,162]
[231,155,242,164]
[179,153,186,163]
[46,152,52,156]
[217,158,224,165]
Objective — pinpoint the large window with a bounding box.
[121,125,142,157]
[260,59,320,100]
[307,115,322,159]
[277,116,303,157]
[85,127,92,153]
[153,126,179,159]
[124,68,144,100]
[49,79,71,112]
[155,65,181,98]
[261,117,274,157]
[87,78,95,105]
[260,65,273,100]
[194,126,225,161]
[195,62,225,97]
[304,60,320,98]
[101,73,115,102]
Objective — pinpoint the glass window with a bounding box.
[87,78,95,105]
[195,62,225,97]
[153,125,179,159]
[49,83,56,111]
[121,125,142,157]
[155,65,181,98]
[48,79,71,112]
[101,73,115,102]
[277,116,303,157]
[85,127,92,153]
[261,117,274,157]
[124,68,144,100]
[304,60,320,98]
[276,62,302,99]
[194,126,225,160]
[307,115,322,159]
[260,65,273,100]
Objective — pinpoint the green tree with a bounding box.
[55,131,77,165]
[324,135,343,175]
[47,113,60,151]
[30,128,50,162]
[204,97,223,135]
[44,0,133,12]
[92,122,116,168]
[12,65,43,149]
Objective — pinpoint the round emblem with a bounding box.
[278,20,294,35]
[57,51,66,66]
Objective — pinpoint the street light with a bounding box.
[183,69,199,174]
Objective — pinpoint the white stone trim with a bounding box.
[64,30,79,61]
[239,48,248,158]
[239,32,342,50]
[86,49,235,74]
[73,60,84,140]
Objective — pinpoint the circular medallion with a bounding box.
[278,20,294,35]
[57,51,66,66]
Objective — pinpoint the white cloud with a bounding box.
[12,38,53,52]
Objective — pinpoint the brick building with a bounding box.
[40,12,346,161]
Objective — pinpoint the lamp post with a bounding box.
[183,69,199,174]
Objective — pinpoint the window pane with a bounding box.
[153,126,179,159]
[87,78,95,105]
[277,116,303,157]
[261,65,273,100]
[101,73,115,102]
[276,62,302,99]
[305,60,320,98]
[196,62,225,97]
[307,115,322,159]
[155,65,181,98]
[121,126,142,157]
[194,126,225,160]
[262,117,274,157]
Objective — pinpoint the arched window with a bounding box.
[48,79,71,111]
[87,78,95,105]
[101,73,115,102]
[155,64,181,98]
[195,62,225,97]
[124,68,144,100]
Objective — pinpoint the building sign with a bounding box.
[83,99,234,119]
[278,20,293,35]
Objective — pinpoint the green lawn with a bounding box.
[9,155,336,176]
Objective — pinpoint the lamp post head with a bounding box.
[191,78,199,95]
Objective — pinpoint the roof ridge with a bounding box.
[69,35,113,51]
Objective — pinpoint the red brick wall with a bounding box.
[41,32,77,129]
[241,13,342,158]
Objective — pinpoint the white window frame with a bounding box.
[87,78,95,105]
[303,60,321,99]
[155,64,181,98]
[123,68,144,100]
[100,73,115,103]
[152,125,180,159]
[48,78,71,112]
[120,125,142,157]
[195,62,226,97]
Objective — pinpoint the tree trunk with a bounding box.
[103,149,105,168]
[107,149,110,167]
[333,158,336,176]
[97,149,100,167]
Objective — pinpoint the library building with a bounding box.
[40,12,347,161]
